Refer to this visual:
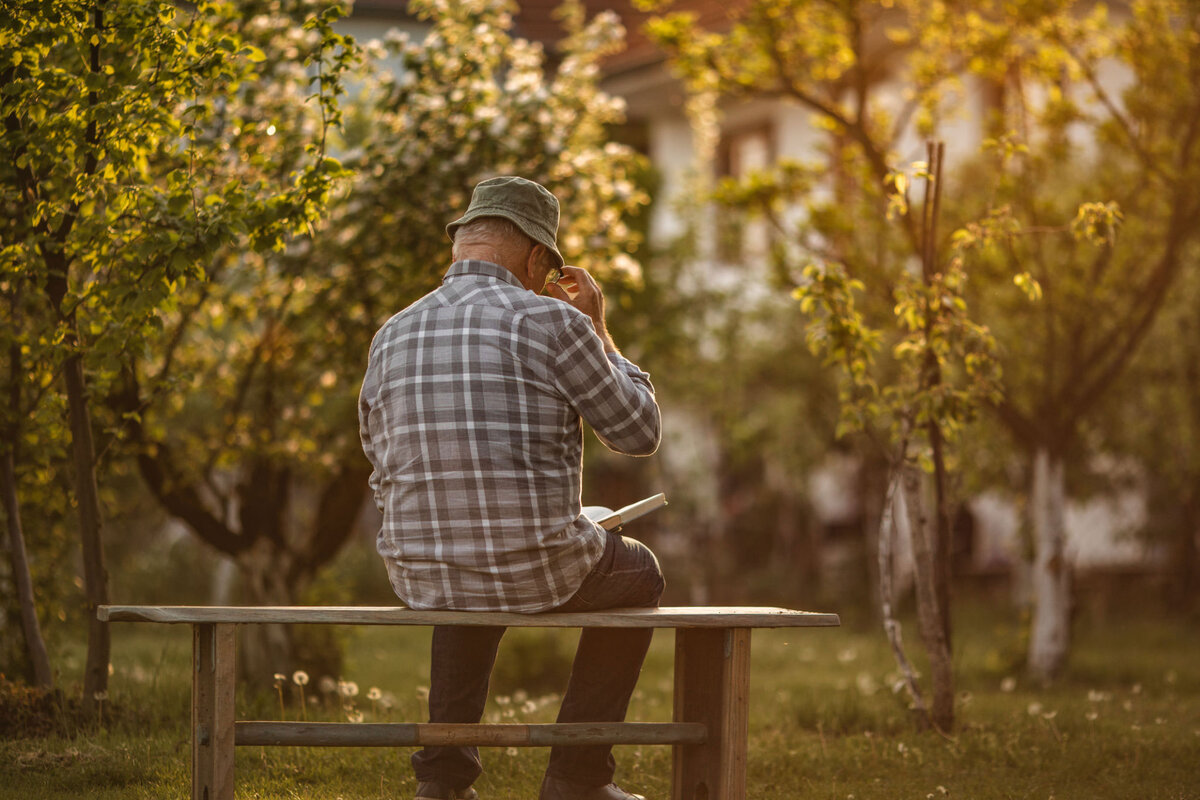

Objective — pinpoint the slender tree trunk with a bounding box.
[902,465,954,731]
[2,449,54,689]
[63,349,111,711]
[1027,447,1070,683]
[929,422,953,648]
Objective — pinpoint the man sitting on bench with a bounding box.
[358,176,665,800]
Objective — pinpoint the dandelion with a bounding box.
[1000,677,1017,693]
[94,690,109,727]
[347,709,364,723]
[273,674,288,720]
[293,671,309,721]
[506,747,519,757]
[1087,690,1111,703]
[1085,711,1099,722]
[368,687,382,717]
[339,680,359,699]
[1026,702,1043,716]
[319,675,338,704]
[1131,683,1142,695]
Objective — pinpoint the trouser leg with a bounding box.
[411,624,506,789]
[547,625,655,784]
[546,532,666,785]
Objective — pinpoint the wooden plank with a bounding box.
[98,605,840,629]
[192,623,235,800]
[672,628,752,800]
[235,721,707,748]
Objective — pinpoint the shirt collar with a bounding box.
[444,260,525,289]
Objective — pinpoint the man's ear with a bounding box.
[526,244,546,281]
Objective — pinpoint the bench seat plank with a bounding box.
[97,605,840,628]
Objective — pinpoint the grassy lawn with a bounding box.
[2,601,1198,799]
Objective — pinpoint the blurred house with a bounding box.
[341,1,1165,599]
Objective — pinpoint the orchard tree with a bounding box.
[1,0,349,707]
[114,0,649,679]
[1094,240,1200,612]
[648,0,1200,685]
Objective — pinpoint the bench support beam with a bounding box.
[236,721,707,748]
[673,627,751,800]
[193,622,236,800]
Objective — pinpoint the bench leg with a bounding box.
[193,623,236,800]
[672,627,751,800]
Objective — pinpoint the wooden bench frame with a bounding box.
[98,605,839,800]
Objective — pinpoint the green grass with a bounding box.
[3,603,1199,799]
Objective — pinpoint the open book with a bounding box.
[582,493,667,531]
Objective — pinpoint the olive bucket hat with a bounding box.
[446,176,564,269]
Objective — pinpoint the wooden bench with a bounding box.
[97,605,840,800]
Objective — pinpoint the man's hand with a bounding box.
[546,266,618,354]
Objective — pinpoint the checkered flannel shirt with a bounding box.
[358,260,662,612]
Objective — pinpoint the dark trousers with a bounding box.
[411,531,666,789]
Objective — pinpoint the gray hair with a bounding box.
[451,216,531,262]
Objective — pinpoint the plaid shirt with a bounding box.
[359,260,661,612]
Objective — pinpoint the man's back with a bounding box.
[359,260,660,612]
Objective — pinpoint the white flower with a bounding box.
[368,687,382,701]
[339,680,359,698]
[292,671,309,686]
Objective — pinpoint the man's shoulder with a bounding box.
[369,282,591,353]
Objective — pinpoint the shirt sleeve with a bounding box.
[551,313,662,456]
[358,342,384,511]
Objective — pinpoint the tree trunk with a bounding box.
[1170,496,1197,613]
[1027,447,1070,683]
[902,465,954,732]
[2,448,54,689]
[63,350,111,712]
[879,470,929,727]
[236,537,299,684]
